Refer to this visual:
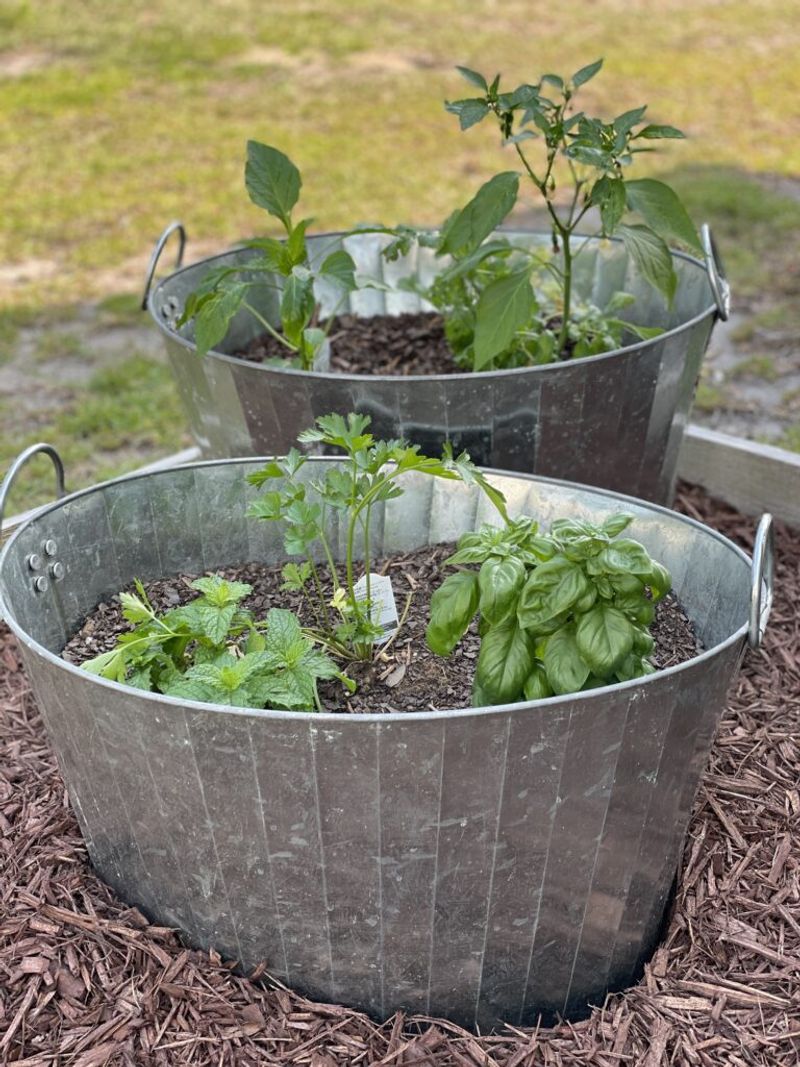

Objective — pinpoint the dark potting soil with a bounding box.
[62,544,702,715]
[237,311,462,376]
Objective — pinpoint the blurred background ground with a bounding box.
[1,0,799,513]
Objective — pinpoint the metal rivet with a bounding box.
[44,539,58,556]
[33,576,48,593]
[27,554,42,572]
[49,561,65,581]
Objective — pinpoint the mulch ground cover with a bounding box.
[1,484,798,1065]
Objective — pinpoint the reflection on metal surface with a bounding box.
[0,459,763,1029]
[147,230,719,503]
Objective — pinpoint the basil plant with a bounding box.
[426,512,671,705]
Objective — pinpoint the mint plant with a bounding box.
[179,140,361,369]
[391,59,701,369]
[247,412,507,661]
[82,575,346,711]
[426,511,671,704]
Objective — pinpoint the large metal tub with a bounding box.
[144,225,729,503]
[0,447,770,1030]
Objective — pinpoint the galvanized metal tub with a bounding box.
[144,225,729,503]
[0,446,771,1031]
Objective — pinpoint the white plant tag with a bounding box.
[353,573,399,645]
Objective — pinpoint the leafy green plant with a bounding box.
[426,511,671,704]
[247,412,507,661]
[390,59,701,370]
[82,574,346,711]
[179,140,363,369]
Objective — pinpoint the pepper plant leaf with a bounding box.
[617,224,676,304]
[473,267,536,369]
[438,171,520,257]
[624,178,702,253]
[245,141,301,231]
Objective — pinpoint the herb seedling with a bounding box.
[179,141,362,369]
[248,412,507,661]
[427,512,671,704]
[82,575,347,711]
[390,59,701,369]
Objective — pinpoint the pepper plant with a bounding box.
[426,511,671,704]
[247,412,507,661]
[179,140,362,369]
[81,575,347,711]
[390,58,702,369]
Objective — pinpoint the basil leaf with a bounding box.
[479,555,525,626]
[517,556,590,629]
[523,662,553,701]
[542,625,590,695]
[475,619,534,704]
[426,570,479,656]
[575,604,634,677]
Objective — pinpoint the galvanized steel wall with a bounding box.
[148,232,718,503]
[1,462,751,1028]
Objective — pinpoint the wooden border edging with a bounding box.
[678,425,800,527]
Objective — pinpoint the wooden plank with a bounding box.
[678,424,800,527]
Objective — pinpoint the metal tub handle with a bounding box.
[749,513,774,649]
[141,221,187,311]
[701,223,731,322]
[0,443,66,536]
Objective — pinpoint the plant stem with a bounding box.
[557,231,573,358]
[241,300,296,352]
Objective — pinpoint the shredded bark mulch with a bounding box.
[238,311,461,376]
[1,484,799,1064]
[61,543,700,713]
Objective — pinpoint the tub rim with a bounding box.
[0,457,751,725]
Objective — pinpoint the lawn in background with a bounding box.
[1,0,799,512]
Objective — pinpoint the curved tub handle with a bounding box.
[0,443,66,536]
[141,221,187,311]
[748,513,774,650]
[701,223,731,322]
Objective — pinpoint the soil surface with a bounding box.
[62,542,701,713]
[238,311,461,375]
[2,485,799,1064]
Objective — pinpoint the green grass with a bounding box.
[0,355,188,516]
[727,355,780,383]
[2,2,799,506]
[2,1,799,306]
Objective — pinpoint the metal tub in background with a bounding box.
[144,225,730,504]
[0,445,771,1030]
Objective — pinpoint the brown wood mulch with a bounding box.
[1,484,799,1065]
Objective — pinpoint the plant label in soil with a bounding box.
[353,573,399,645]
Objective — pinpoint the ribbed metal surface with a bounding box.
[0,460,752,1028]
[148,231,718,503]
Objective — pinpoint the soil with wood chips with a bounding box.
[238,311,461,375]
[1,485,799,1064]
